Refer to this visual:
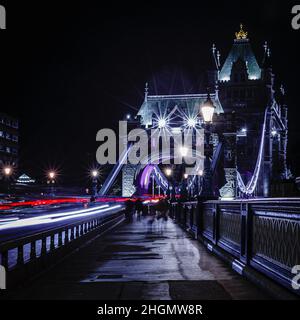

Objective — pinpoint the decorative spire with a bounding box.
[212,43,216,54]
[235,23,248,40]
[211,44,220,70]
[217,50,221,68]
[144,82,148,102]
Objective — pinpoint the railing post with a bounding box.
[70,227,75,241]
[196,200,203,239]
[50,235,55,251]
[58,232,63,247]
[64,229,69,244]
[17,246,24,266]
[212,203,218,245]
[240,202,250,264]
[41,238,47,256]
[1,251,8,269]
[215,203,220,245]
[30,241,36,260]
[75,225,80,238]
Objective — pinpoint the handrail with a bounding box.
[0,205,125,275]
[170,199,300,297]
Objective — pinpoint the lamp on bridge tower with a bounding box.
[199,94,215,198]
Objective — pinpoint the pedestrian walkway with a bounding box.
[10,215,270,300]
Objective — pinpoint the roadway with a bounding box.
[0,202,124,243]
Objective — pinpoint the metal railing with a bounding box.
[0,206,125,288]
[171,199,300,296]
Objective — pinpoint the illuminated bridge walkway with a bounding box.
[8,215,270,300]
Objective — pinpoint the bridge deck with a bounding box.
[10,215,270,300]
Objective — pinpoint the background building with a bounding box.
[0,112,19,177]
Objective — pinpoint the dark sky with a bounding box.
[1,0,300,183]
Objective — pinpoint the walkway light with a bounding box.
[201,94,215,123]
[184,173,188,179]
[165,168,172,176]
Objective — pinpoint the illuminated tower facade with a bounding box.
[210,24,289,196]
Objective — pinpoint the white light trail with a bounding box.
[0,204,120,230]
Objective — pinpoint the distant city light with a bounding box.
[48,171,56,180]
[126,114,131,120]
[187,118,197,128]
[91,170,99,178]
[3,166,12,176]
[158,118,167,129]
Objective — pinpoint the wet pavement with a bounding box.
[9,215,270,300]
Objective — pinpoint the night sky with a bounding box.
[1,1,300,184]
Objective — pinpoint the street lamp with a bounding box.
[165,168,172,177]
[91,169,99,196]
[201,94,215,123]
[48,171,56,180]
[48,171,56,196]
[3,166,13,195]
[200,93,215,198]
[3,166,12,177]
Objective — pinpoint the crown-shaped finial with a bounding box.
[235,23,248,40]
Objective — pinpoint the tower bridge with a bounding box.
[1,25,298,300]
[101,24,289,200]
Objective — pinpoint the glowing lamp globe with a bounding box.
[165,168,172,176]
[49,171,56,179]
[187,118,197,128]
[4,166,12,176]
[92,170,99,178]
[201,96,215,123]
[158,118,167,129]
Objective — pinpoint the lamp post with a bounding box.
[91,170,99,197]
[200,93,215,198]
[3,166,13,195]
[48,171,56,197]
